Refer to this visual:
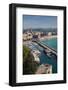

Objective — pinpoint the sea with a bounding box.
[31,38,57,73]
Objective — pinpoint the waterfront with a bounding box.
[23,37,57,73]
[40,38,57,51]
[23,15,57,75]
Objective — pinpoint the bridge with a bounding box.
[32,40,57,56]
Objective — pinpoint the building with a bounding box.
[35,64,52,74]
[23,33,27,41]
[27,32,32,40]
[33,32,41,40]
[52,32,57,35]
[23,32,32,41]
[44,64,52,74]
[48,32,52,36]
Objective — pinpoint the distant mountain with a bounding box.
[23,28,57,33]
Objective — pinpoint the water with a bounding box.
[40,38,57,51]
[27,38,57,73]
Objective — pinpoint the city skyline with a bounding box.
[23,15,57,30]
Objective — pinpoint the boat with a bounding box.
[31,50,40,63]
[43,49,52,57]
[32,49,41,56]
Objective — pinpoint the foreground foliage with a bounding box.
[23,45,39,75]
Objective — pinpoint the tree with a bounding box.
[23,45,39,75]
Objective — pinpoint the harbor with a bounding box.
[23,15,57,75]
[23,36,57,74]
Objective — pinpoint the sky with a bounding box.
[23,15,57,29]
